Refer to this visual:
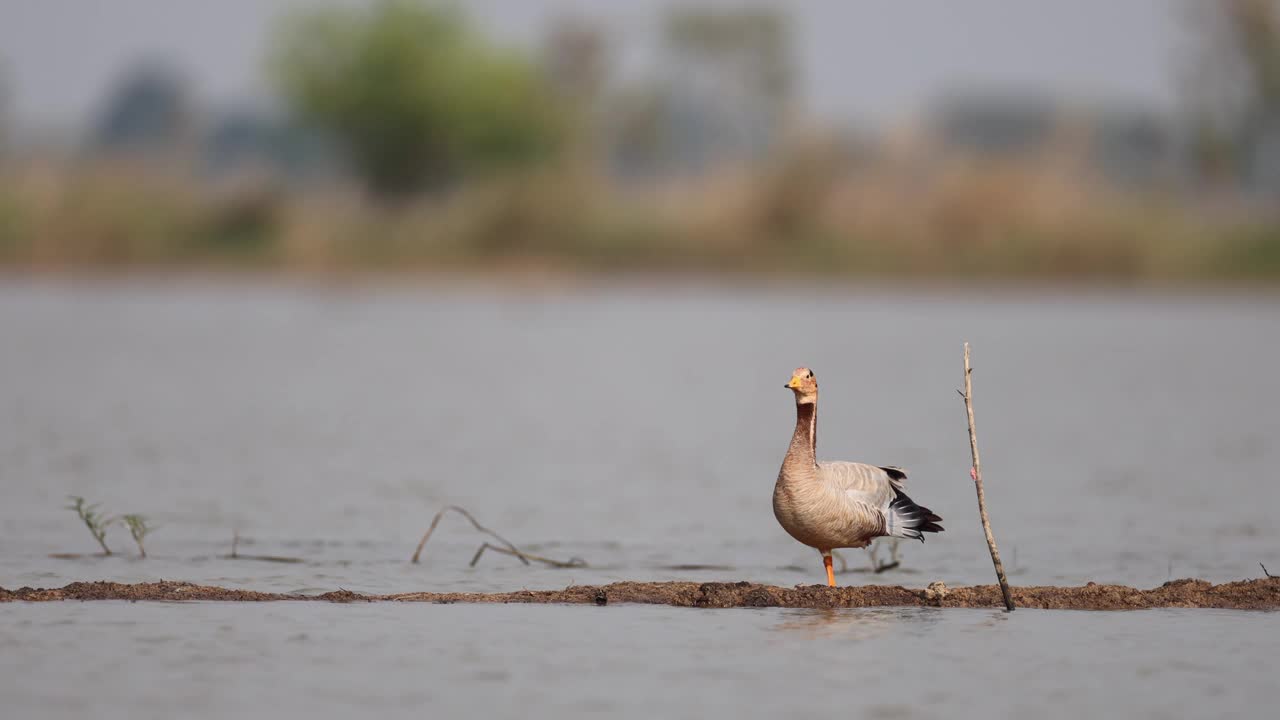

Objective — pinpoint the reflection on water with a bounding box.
[770,606,964,643]
[773,607,908,639]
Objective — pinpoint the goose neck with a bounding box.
[789,400,818,466]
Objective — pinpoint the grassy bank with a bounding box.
[2,159,1278,283]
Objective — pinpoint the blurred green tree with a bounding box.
[1183,0,1280,186]
[92,61,192,154]
[604,6,794,179]
[663,7,792,112]
[542,15,608,114]
[542,14,609,166]
[0,60,8,160]
[269,1,563,196]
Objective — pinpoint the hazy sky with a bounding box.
[0,0,1189,134]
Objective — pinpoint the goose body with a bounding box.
[773,367,942,585]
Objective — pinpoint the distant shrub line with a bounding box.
[2,159,1277,282]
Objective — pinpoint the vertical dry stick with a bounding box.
[962,342,1016,611]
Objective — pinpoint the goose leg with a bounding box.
[822,551,835,587]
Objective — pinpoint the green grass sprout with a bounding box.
[66,496,115,556]
[120,514,154,558]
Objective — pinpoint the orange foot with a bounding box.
[823,553,835,587]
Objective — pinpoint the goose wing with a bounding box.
[816,462,942,543]
[817,461,906,508]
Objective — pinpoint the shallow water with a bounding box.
[1,279,1278,718]
[1,602,1274,720]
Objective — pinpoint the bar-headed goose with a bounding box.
[773,367,943,586]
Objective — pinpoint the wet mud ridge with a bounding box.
[3,577,1278,610]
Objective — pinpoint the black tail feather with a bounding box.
[887,489,944,542]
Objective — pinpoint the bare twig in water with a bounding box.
[240,555,304,564]
[1263,563,1274,578]
[120,514,153,558]
[864,539,901,573]
[412,505,528,565]
[66,496,114,556]
[878,539,902,573]
[961,343,1016,611]
[413,505,573,567]
[223,529,303,563]
[832,541,901,575]
[470,542,587,569]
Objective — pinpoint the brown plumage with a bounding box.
[772,367,943,586]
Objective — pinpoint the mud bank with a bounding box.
[4,577,1278,610]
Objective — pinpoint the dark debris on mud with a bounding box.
[3,577,1279,610]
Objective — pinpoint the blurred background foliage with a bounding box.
[0,0,1278,280]
[270,1,563,195]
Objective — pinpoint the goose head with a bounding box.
[786,367,818,404]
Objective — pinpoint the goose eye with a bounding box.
[806,371,814,378]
